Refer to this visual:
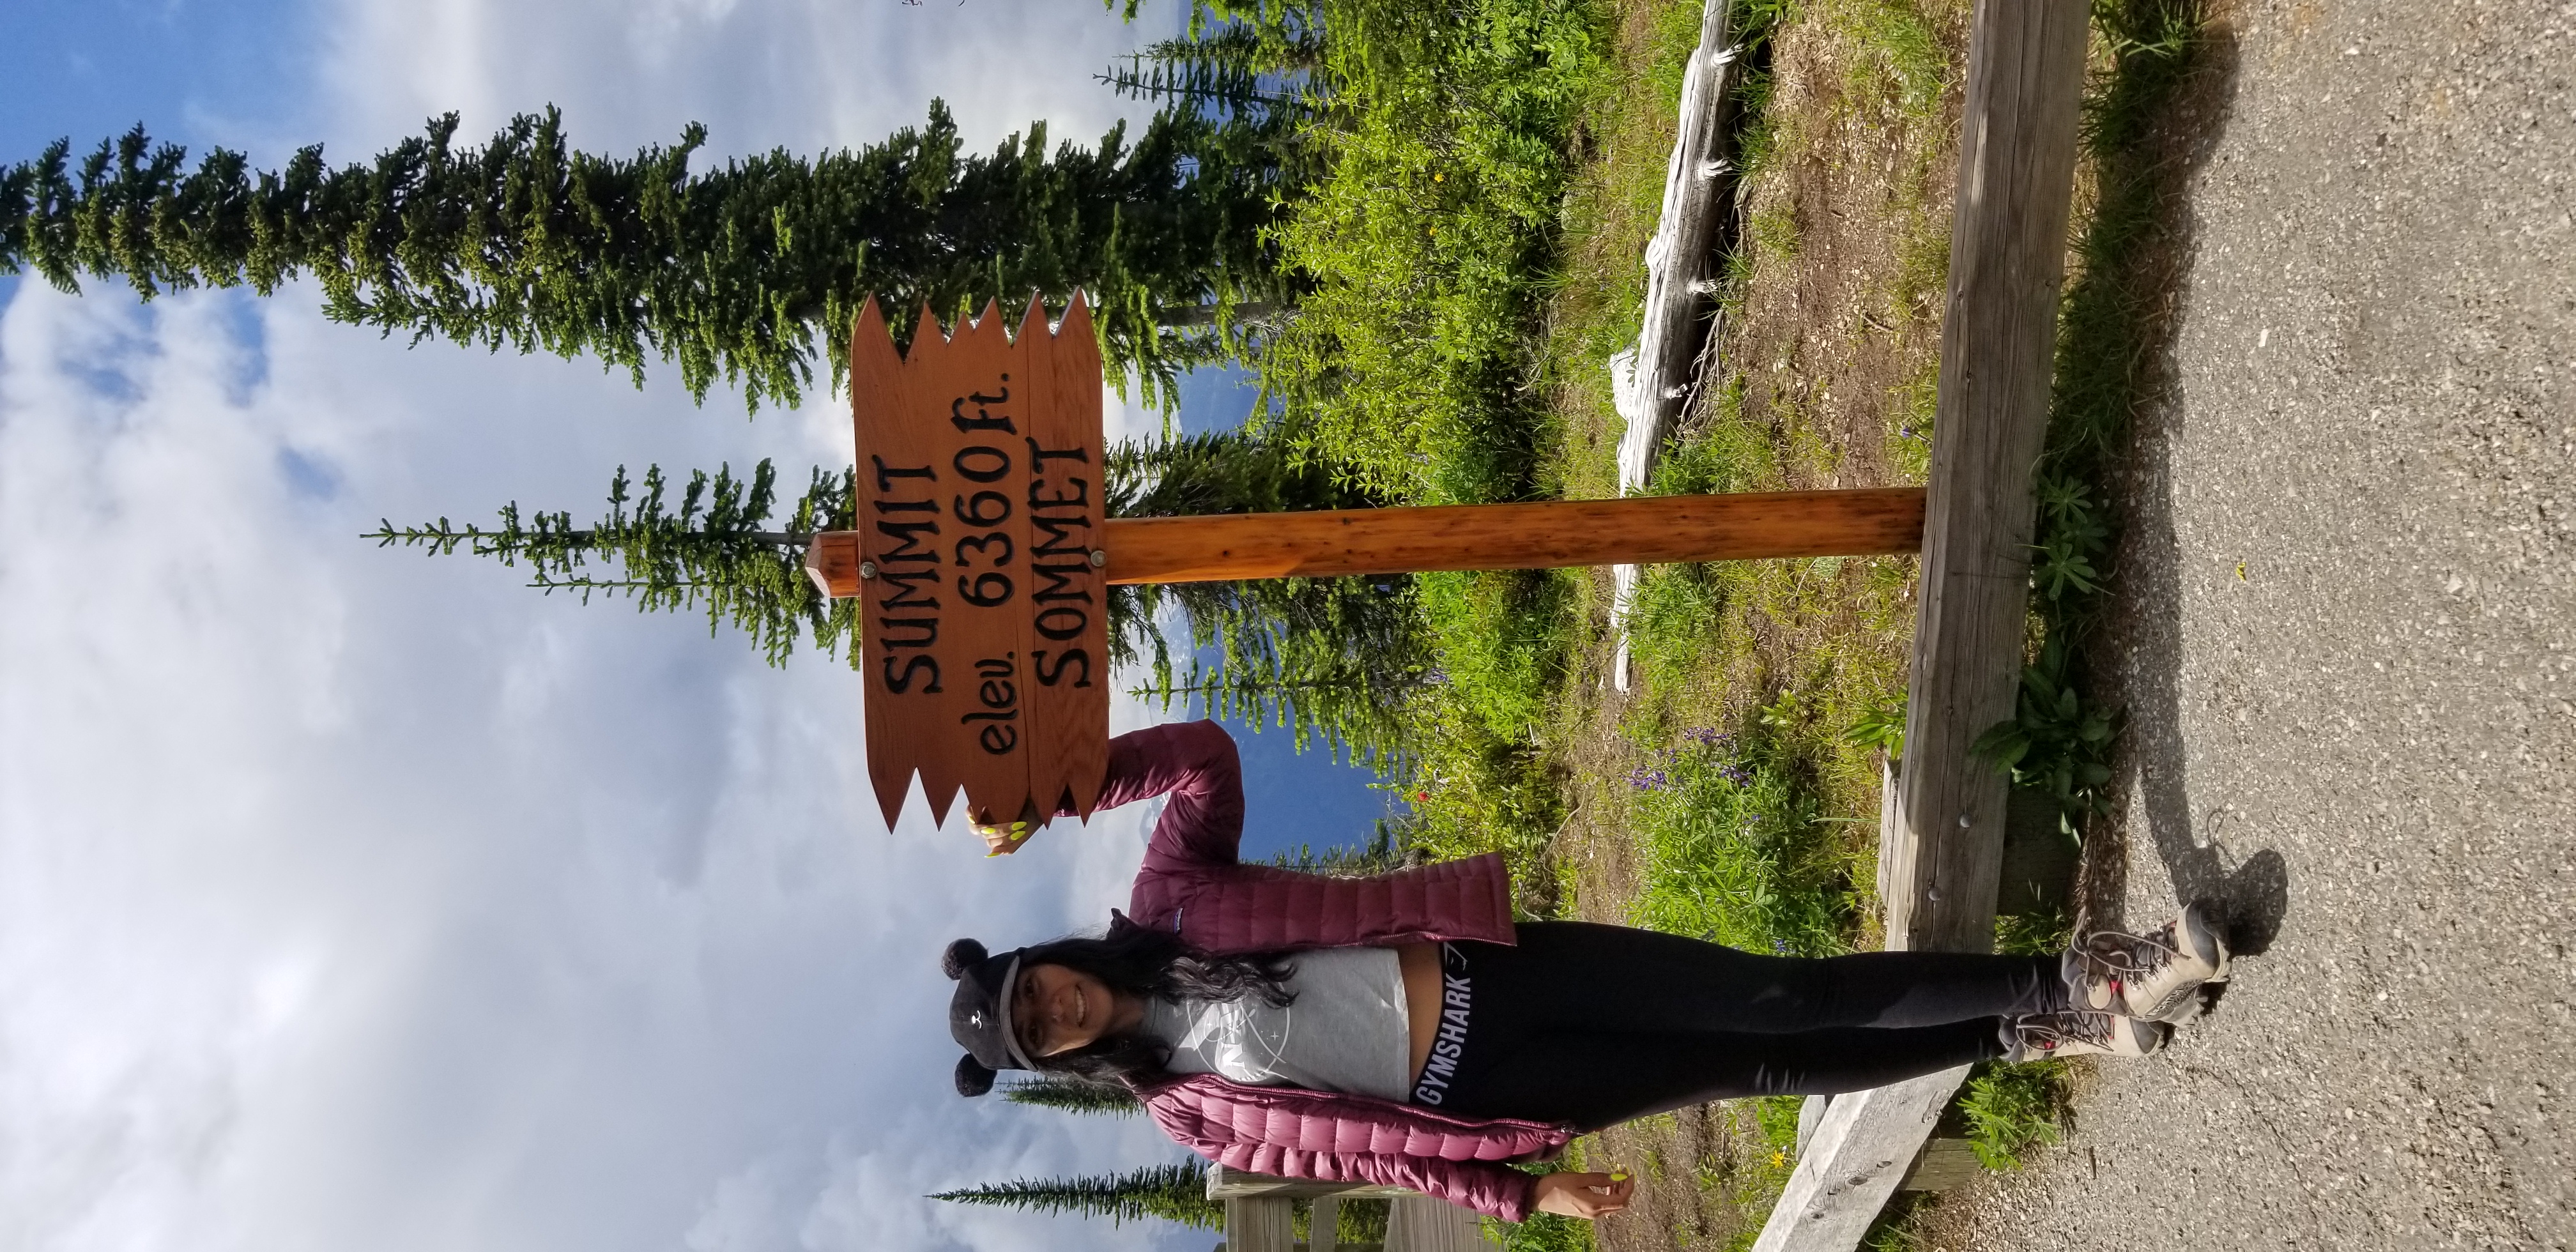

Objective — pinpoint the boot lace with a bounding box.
[2074,920,2182,989]
[2016,1010,2115,1054]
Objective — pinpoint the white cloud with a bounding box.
[0,279,1193,1252]
[310,0,1176,162]
[3,5,1227,1251]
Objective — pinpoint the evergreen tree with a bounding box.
[1108,431,1429,768]
[1098,20,1324,132]
[367,460,856,666]
[999,1076,1143,1115]
[931,1163,1220,1230]
[1265,819,1407,874]
[371,432,1432,762]
[1097,4,1326,340]
[0,101,1287,412]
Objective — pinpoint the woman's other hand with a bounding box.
[1531,1170,1634,1219]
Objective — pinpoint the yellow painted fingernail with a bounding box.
[1611,1171,1629,1181]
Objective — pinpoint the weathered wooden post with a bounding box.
[1752,0,2092,1246]
[810,293,1930,829]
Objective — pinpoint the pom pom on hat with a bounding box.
[954,1053,997,1097]
[942,938,987,981]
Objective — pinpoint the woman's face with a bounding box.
[1011,962,1124,1057]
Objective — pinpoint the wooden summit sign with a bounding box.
[808,295,1109,831]
[810,294,1932,836]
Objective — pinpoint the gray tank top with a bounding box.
[1141,946,1412,1101]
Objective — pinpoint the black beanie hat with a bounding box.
[943,938,1033,1096]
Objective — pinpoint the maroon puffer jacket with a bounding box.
[1066,721,1565,1221]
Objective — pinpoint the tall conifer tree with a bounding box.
[371,432,1432,762]
[931,1163,1219,1229]
[1106,431,1425,767]
[0,102,1285,411]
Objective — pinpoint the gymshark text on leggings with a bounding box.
[1412,950,1472,1104]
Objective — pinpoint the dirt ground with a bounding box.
[1543,0,2574,1247]
[1901,0,2576,1246]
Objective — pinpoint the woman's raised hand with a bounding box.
[972,817,1031,857]
[972,800,1045,857]
[1531,1170,1634,1219]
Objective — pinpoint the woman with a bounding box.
[941,722,2228,1222]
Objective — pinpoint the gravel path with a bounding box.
[1935,1,2576,1248]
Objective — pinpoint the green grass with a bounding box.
[1822,0,1950,118]
[1496,1210,1600,1252]
[1957,1060,2071,1169]
[1700,1097,1805,1251]
[1994,904,2074,956]
[1623,729,1855,955]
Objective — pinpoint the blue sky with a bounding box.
[0,3,1381,1251]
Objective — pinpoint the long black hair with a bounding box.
[1021,915,1296,1089]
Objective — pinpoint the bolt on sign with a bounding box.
[813,295,1108,832]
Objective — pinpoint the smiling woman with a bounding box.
[935,722,2232,1225]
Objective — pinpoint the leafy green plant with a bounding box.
[1392,687,1571,912]
[2029,473,2110,600]
[1843,697,1907,758]
[1957,1060,2069,1170]
[1971,639,2115,817]
[1259,0,1614,503]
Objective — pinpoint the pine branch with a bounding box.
[999,1077,1143,1115]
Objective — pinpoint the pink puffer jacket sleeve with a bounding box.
[1144,1076,1569,1223]
[1061,720,1243,869]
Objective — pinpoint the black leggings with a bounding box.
[1410,922,2063,1131]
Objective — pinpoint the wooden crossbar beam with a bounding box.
[1098,489,1924,584]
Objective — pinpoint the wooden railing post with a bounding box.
[1754,0,2091,1246]
[1223,1197,1295,1252]
[1880,0,2091,956]
[1206,1168,1492,1251]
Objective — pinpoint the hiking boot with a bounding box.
[2062,901,2232,1023]
[2003,1010,2170,1061]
